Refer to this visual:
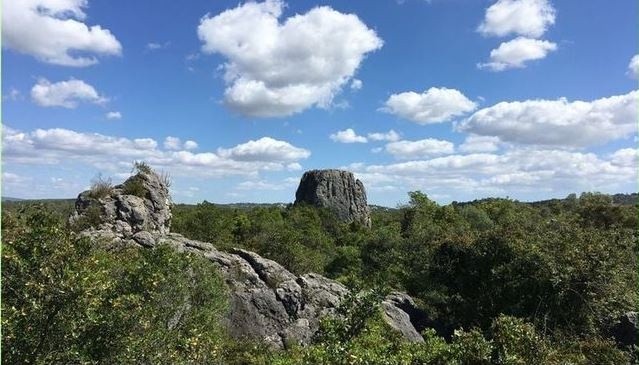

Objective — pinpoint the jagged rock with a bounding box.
[70,167,424,348]
[382,292,430,343]
[610,311,638,349]
[69,168,172,240]
[295,169,371,227]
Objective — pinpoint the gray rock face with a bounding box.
[70,168,422,348]
[295,169,371,227]
[69,169,172,242]
[382,293,428,343]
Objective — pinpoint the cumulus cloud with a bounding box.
[164,137,199,150]
[2,0,122,66]
[478,37,557,71]
[347,146,637,202]
[184,140,199,150]
[459,135,501,153]
[367,130,401,142]
[628,55,639,79]
[3,126,310,178]
[478,0,556,38]
[106,111,122,120]
[31,78,108,108]
[458,90,638,147]
[217,137,310,162]
[385,138,455,159]
[164,136,182,150]
[330,128,368,143]
[380,87,477,124]
[197,0,383,117]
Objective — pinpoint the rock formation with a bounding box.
[69,167,172,246]
[294,169,371,227]
[69,167,424,348]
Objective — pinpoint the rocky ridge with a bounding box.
[71,168,423,348]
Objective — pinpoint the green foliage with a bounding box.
[122,176,147,197]
[5,189,636,363]
[2,206,229,364]
[87,174,113,199]
[69,203,104,231]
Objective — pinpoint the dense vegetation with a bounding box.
[3,192,637,364]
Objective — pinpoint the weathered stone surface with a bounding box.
[295,169,371,227]
[382,292,429,343]
[69,169,172,240]
[70,168,423,348]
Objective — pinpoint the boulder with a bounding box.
[295,169,371,227]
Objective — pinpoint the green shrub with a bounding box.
[2,207,229,364]
[122,176,147,198]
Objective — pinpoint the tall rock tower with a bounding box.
[294,169,371,227]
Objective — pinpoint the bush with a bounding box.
[122,176,147,198]
[2,207,229,364]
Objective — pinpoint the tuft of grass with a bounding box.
[88,174,113,199]
[160,171,172,188]
[132,161,153,175]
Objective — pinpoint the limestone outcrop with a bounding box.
[294,169,371,227]
[70,168,422,348]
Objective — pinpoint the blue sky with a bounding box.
[2,0,637,206]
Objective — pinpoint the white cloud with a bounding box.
[184,140,199,150]
[197,0,383,117]
[330,128,368,143]
[380,87,477,124]
[478,37,557,71]
[350,79,363,91]
[2,0,122,66]
[459,135,501,153]
[367,130,400,142]
[164,136,182,150]
[385,138,455,159]
[478,0,556,38]
[106,111,122,120]
[348,146,637,202]
[3,126,310,178]
[3,88,22,101]
[164,137,199,150]
[146,41,170,50]
[287,162,302,171]
[628,55,639,79]
[217,137,310,162]
[2,172,30,184]
[458,90,638,147]
[609,148,637,168]
[31,78,108,108]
